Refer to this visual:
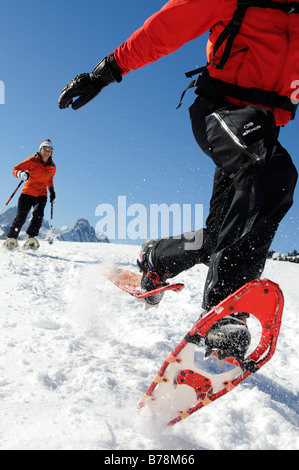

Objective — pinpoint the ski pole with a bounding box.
[0,180,24,217]
[48,202,54,244]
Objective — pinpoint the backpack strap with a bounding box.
[212,0,249,69]
[177,68,298,119]
[197,69,298,117]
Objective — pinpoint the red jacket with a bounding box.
[114,0,299,126]
[13,154,56,198]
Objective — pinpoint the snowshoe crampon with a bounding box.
[23,237,40,251]
[138,278,284,426]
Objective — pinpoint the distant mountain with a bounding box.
[0,207,110,243]
[57,218,110,243]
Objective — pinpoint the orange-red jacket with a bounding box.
[13,154,56,198]
[114,0,299,126]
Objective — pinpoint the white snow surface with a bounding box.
[0,240,298,450]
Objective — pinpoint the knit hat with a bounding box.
[39,139,53,151]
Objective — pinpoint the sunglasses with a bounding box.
[42,147,53,152]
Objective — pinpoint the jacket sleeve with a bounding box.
[114,0,223,74]
[12,156,34,178]
[47,179,54,189]
[47,165,56,189]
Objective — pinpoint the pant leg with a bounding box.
[150,96,235,279]
[26,196,47,237]
[7,193,33,239]
[147,96,297,311]
[190,98,298,309]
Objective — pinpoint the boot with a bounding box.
[137,240,166,306]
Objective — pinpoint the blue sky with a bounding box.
[1,0,298,252]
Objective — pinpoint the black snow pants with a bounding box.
[7,193,47,239]
[150,95,298,310]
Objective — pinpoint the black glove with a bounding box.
[58,54,123,110]
[49,187,56,204]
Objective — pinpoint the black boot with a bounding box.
[137,240,166,306]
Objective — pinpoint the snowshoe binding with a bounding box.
[137,239,166,306]
[204,314,251,361]
[23,236,40,251]
[2,238,19,251]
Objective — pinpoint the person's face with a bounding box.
[40,146,53,162]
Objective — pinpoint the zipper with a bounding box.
[211,112,260,162]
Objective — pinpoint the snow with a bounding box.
[0,240,298,450]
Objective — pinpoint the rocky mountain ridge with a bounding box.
[0,207,110,243]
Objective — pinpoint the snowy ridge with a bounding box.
[56,218,110,243]
[0,241,298,450]
[0,207,109,243]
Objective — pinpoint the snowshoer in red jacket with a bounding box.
[3,139,56,251]
[58,0,298,360]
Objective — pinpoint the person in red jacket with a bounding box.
[3,139,56,250]
[58,0,298,360]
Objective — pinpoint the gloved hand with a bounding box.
[49,187,56,204]
[58,54,123,110]
[17,171,30,181]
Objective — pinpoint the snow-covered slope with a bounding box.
[0,241,298,450]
